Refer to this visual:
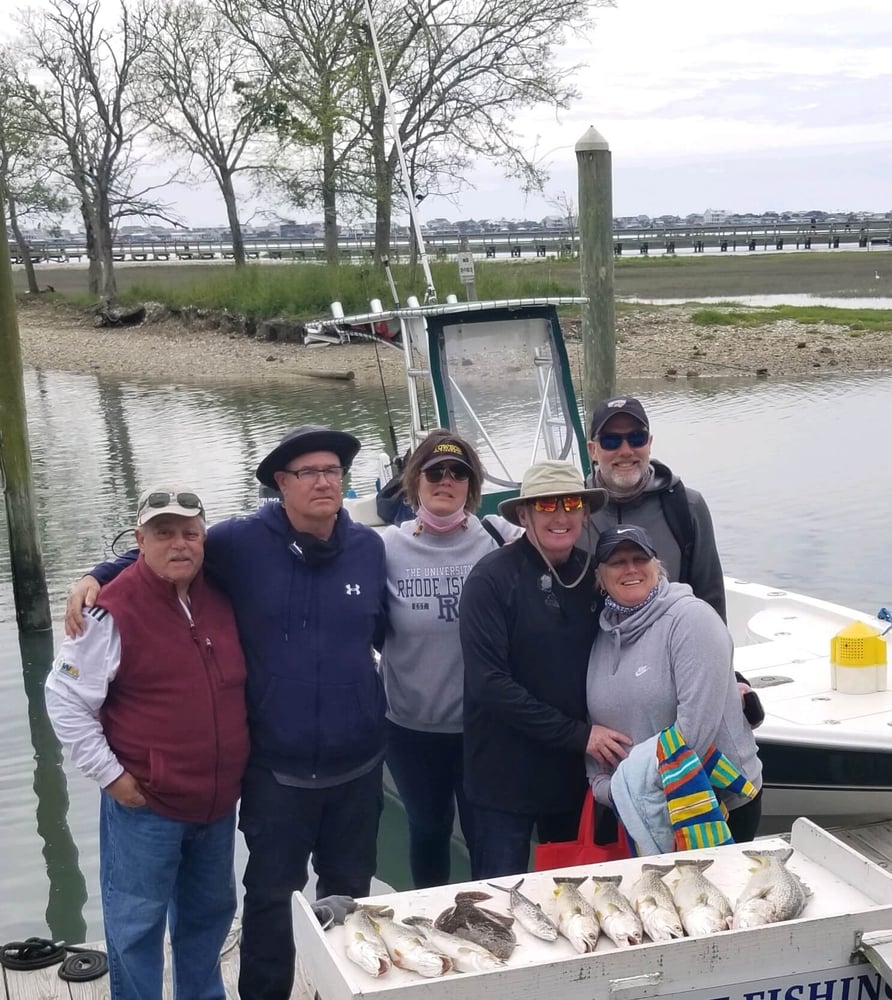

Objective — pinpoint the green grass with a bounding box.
[115,260,580,319]
[690,304,892,333]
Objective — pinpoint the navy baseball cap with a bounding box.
[595,525,658,563]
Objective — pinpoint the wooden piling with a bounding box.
[0,180,52,631]
[576,126,616,418]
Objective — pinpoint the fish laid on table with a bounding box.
[343,906,392,977]
[671,859,732,936]
[435,891,517,960]
[369,907,453,976]
[402,916,505,972]
[627,864,685,942]
[550,877,601,953]
[733,848,810,929]
[590,875,644,947]
[487,878,560,942]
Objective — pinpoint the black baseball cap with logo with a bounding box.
[594,524,658,563]
[590,396,649,439]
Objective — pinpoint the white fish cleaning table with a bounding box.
[291,819,892,1000]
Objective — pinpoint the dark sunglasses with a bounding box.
[422,463,471,483]
[597,429,649,451]
[532,495,585,513]
[138,491,204,515]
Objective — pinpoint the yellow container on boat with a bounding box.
[830,621,887,694]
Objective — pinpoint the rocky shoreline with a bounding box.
[16,298,892,388]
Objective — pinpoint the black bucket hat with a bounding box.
[255,425,361,489]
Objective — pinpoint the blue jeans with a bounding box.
[237,763,383,1000]
[470,802,581,879]
[99,793,237,1000]
[385,721,473,888]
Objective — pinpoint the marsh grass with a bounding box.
[691,304,892,333]
[118,260,579,317]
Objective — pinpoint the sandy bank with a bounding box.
[16,299,892,389]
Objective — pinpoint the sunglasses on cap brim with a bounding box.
[138,491,204,516]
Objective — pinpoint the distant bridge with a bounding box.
[9,219,892,265]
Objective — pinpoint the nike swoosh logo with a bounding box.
[616,527,635,534]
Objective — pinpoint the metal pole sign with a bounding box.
[457,251,476,299]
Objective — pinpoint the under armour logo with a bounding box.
[345,584,361,596]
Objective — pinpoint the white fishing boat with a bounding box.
[291,818,892,999]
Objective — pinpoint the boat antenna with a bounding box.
[361,0,437,304]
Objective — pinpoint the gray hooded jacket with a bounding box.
[586,579,761,811]
[582,459,725,620]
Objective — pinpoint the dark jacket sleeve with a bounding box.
[686,488,727,622]
[90,549,137,584]
[460,563,590,754]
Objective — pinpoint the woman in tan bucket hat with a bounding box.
[458,460,633,879]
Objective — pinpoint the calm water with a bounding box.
[2,364,892,944]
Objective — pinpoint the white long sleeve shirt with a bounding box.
[45,606,124,788]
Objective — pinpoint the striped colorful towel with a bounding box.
[656,724,758,852]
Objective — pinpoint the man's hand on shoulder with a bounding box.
[65,576,102,638]
[105,771,146,807]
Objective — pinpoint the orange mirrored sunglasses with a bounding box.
[531,495,585,513]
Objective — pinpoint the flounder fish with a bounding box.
[435,891,517,960]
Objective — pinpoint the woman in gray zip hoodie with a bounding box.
[586,524,762,844]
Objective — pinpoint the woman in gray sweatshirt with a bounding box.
[380,429,519,888]
[586,524,762,846]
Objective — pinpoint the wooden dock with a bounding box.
[4,820,891,1000]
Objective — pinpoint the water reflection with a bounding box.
[18,630,88,943]
[3,363,892,943]
[623,294,892,309]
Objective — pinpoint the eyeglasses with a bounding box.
[531,495,585,513]
[597,429,649,451]
[138,491,204,515]
[282,465,345,483]
[422,463,471,483]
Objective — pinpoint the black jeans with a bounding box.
[470,803,581,880]
[237,762,383,1000]
[727,788,763,843]
[385,721,473,889]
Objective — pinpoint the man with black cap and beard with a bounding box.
[583,395,726,620]
[64,426,387,1000]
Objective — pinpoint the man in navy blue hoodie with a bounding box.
[65,426,387,1000]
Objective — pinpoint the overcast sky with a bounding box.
[420,0,892,223]
[54,0,892,227]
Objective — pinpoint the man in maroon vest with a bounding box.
[46,486,250,1000]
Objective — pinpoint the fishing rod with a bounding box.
[361,0,437,304]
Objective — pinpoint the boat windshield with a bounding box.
[428,308,586,495]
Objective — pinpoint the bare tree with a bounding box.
[15,0,153,303]
[0,52,71,294]
[356,0,614,262]
[548,190,578,253]
[134,0,273,267]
